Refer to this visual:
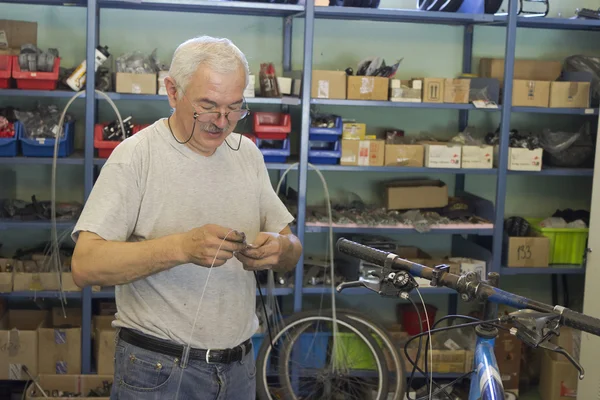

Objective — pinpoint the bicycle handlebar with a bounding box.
[337,238,600,337]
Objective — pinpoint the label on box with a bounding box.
[317,80,329,98]
[54,329,67,345]
[131,83,142,94]
[425,145,461,168]
[360,77,374,94]
[8,364,21,380]
[0,31,7,49]
[56,361,68,374]
[357,141,370,166]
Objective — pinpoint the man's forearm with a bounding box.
[72,232,186,287]
[275,233,302,272]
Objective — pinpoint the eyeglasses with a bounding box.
[193,109,250,123]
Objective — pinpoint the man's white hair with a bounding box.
[168,36,249,92]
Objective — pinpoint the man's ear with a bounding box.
[164,76,179,108]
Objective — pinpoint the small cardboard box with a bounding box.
[422,78,445,103]
[423,143,462,169]
[448,257,486,279]
[342,122,366,140]
[93,316,116,375]
[549,81,590,108]
[461,145,493,169]
[347,76,388,101]
[13,272,60,292]
[341,139,385,166]
[512,80,550,107]
[385,179,448,211]
[417,350,467,373]
[479,58,562,85]
[384,144,424,167]
[390,79,422,103]
[311,70,346,99]
[25,374,113,400]
[0,20,38,50]
[0,310,50,380]
[495,326,522,391]
[508,147,543,171]
[539,351,578,400]
[444,79,470,103]
[115,72,157,95]
[277,76,293,96]
[52,308,81,328]
[506,232,550,267]
[38,314,82,375]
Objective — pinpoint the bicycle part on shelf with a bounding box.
[518,0,549,17]
[417,0,436,11]
[485,0,503,13]
[426,0,443,11]
[576,8,600,19]
[508,309,585,379]
[439,0,465,13]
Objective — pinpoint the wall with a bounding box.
[0,0,597,321]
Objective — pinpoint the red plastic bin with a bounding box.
[253,112,291,140]
[12,57,60,90]
[94,123,148,158]
[397,303,437,336]
[0,55,12,89]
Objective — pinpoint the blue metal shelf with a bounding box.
[98,0,304,16]
[513,16,600,32]
[512,106,598,115]
[310,164,497,174]
[303,286,456,295]
[507,167,594,177]
[0,154,85,165]
[501,267,585,275]
[0,220,76,230]
[0,89,82,98]
[1,291,82,299]
[311,98,499,111]
[314,7,495,25]
[99,92,301,105]
[304,224,494,236]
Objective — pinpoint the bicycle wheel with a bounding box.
[339,309,407,400]
[256,310,390,400]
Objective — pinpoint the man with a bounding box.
[71,36,302,400]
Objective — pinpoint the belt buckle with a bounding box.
[205,349,212,364]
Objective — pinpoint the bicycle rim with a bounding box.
[256,311,390,400]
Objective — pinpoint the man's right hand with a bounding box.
[180,224,248,267]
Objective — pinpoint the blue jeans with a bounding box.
[110,334,256,400]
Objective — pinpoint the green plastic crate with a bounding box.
[332,332,384,371]
[527,218,589,265]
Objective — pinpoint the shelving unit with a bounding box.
[1,0,598,376]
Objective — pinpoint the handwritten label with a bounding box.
[517,245,532,260]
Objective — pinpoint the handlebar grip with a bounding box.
[336,238,389,266]
[558,306,600,336]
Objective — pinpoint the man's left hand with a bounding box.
[235,232,285,271]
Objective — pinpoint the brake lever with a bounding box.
[336,272,381,293]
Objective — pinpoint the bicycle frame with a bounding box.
[468,335,504,400]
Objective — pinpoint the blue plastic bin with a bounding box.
[0,126,19,157]
[17,120,75,158]
[256,138,290,163]
[309,116,342,142]
[296,332,329,369]
[308,140,341,165]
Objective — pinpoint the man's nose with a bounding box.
[213,113,229,129]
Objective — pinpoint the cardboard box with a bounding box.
[385,179,448,210]
[243,75,256,98]
[539,351,578,400]
[0,310,50,380]
[115,72,157,95]
[549,81,591,108]
[93,316,116,375]
[461,145,493,169]
[495,326,522,391]
[444,79,470,103]
[341,139,385,166]
[508,147,543,171]
[396,246,431,259]
[0,20,37,51]
[311,70,346,99]
[25,374,113,400]
[422,78,445,103]
[277,76,292,96]
[423,143,462,169]
[512,80,550,107]
[342,123,366,140]
[479,58,562,85]
[52,308,81,328]
[448,257,486,279]
[347,76,388,101]
[416,350,467,373]
[38,325,82,374]
[13,272,60,292]
[0,259,13,293]
[384,144,424,167]
[506,232,550,267]
[390,79,422,103]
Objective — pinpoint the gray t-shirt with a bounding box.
[72,119,294,349]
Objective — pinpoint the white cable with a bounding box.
[174,229,235,400]
[416,288,433,400]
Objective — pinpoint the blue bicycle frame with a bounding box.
[468,336,505,400]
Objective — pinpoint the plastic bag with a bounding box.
[451,128,484,145]
[14,104,73,139]
[539,123,594,168]
[564,55,600,101]
[116,49,161,74]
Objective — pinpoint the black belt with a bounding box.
[119,328,252,364]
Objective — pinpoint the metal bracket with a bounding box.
[431,264,450,287]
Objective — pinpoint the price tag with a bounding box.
[585,108,595,115]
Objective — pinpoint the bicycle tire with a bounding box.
[338,308,407,400]
[256,310,390,400]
